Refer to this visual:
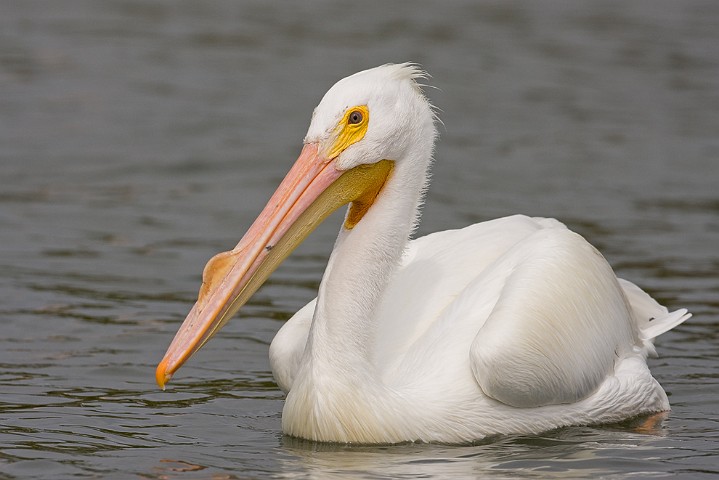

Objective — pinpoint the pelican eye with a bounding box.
[348,110,363,125]
[327,106,369,158]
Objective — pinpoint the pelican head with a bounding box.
[156,63,437,387]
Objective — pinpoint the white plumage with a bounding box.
[271,214,687,443]
[158,63,690,444]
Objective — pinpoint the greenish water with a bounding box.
[1,1,718,478]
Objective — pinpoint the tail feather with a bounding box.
[640,308,691,342]
[618,278,691,357]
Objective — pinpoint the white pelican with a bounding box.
[156,63,690,444]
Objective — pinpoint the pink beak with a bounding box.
[156,143,393,388]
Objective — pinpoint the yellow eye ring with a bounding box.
[326,105,370,159]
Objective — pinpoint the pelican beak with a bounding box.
[156,143,393,388]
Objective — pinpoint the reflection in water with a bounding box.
[155,459,206,473]
[278,424,670,479]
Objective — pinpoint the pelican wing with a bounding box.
[468,222,637,408]
[269,298,315,393]
[374,215,640,408]
[374,215,549,374]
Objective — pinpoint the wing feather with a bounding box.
[469,225,636,408]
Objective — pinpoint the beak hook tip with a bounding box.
[156,359,172,390]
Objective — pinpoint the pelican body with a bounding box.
[156,64,690,444]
